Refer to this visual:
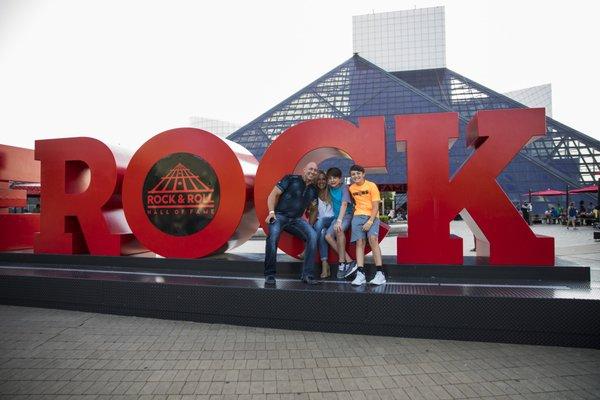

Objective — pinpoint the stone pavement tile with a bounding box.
[213,371,229,382]
[427,386,452,400]
[138,381,160,395]
[390,377,410,388]
[208,382,225,395]
[276,370,291,381]
[235,382,252,395]
[88,381,121,395]
[149,371,167,382]
[402,386,427,400]
[366,377,386,390]
[35,380,71,395]
[454,383,481,398]
[276,381,293,394]
[506,379,536,395]
[166,381,186,395]
[153,381,177,395]
[249,382,266,394]
[443,383,473,398]
[195,382,212,395]
[21,379,59,395]
[315,380,332,392]
[200,371,216,382]
[120,381,144,395]
[58,380,96,395]
[415,385,444,400]
[179,382,198,395]
[373,389,396,400]
[109,381,138,395]
[263,381,277,394]
[300,368,317,380]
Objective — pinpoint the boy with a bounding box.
[347,164,385,285]
[324,167,356,278]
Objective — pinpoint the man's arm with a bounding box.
[265,186,282,224]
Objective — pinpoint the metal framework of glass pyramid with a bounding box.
[228,55,599,204]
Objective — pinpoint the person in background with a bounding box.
[557,203,564,224]
[550,206,559,224]
[544,207,552,224]
[579,200,587,216]
[520,202,530,225]
[567,202,578,230]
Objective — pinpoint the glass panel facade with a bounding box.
[228,55,598,208]
[394,68,600,186]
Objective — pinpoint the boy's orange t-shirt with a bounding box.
[349,180,380,216]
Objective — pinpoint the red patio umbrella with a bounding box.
[524,189,566,196]
[568,184,598,194]
[11,182,40,196]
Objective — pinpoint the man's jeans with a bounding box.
[264,213,317,278]
[313,216,334,261]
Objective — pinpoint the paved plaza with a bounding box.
[1,305,599,400]
[1,221,600,399]
[233,221,600,282]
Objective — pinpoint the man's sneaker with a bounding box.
[265,275,276,285]
[369,271,386,285]
[344,261,358,278]
[336,263,347,279]
[351,271,366,286]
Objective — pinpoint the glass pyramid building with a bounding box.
[228,55,600,204]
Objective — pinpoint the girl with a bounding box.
[312,170,335,278]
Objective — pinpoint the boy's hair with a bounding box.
[349,164,365,173]
[326,167,342,178]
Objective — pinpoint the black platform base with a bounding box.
[0,252,598,349]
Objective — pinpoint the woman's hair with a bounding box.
[316,170,330,203]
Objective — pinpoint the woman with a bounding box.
[312,170,335,278]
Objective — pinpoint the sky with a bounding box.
[1,0,599,151]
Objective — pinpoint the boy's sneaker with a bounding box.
[336,263,347,279]
[369,271,386,285]
[344,261,358,278]
[351,271,366,286]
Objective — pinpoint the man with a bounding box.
[264,161,319,285]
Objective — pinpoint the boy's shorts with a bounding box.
[325,214,352,238]
[351,215,380,242]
